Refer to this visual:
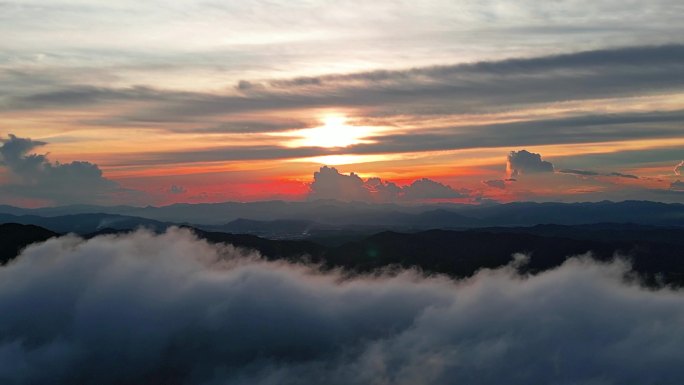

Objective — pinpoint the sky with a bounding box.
[1,0,684,206]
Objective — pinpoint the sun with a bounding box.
[285,115,381,148]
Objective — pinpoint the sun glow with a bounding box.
[283,115,384,148]
[290,154,403,166]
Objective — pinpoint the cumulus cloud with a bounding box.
[675,160,684,176]
[0,134,144,205]
[1,228,684,385]
[402,178,468,200]
[506,150,554,177]
[309,166,369,201]
[309,166,468,202]
[364,176,403,202]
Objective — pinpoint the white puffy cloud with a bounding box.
[309,166,370,201]
[0,134,145,205]
[507,150,554,177]
[309,166,468,202]
[365,176,403,202]
[1,228,684,384]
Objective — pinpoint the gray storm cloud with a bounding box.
[506,149,554,177]
[0,134,145,205]
[1,228,683,385]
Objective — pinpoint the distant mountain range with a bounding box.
[3,200,684,286]
[1,200,683,236]
[0,213,173,234]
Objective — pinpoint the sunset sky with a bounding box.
[1,0,684,206]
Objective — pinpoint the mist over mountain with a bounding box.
[1,228,683,385]
[3,200,684,290]
[4,220,684,288]
[3,201,684,384]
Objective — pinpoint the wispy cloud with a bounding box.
[6,45,684,120]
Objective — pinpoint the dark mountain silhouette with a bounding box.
[3,222,684,287]
[465,200,684,227]
[474,223,684,245]
[324,229,684,286]
[0,213,174,234]
[0,223,58,264]
[189,228,326,260]
[2,200,683,228]
[206,218,333,239]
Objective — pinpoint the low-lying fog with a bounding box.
[1,228,682,384]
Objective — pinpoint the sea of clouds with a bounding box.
[1,228,683,384]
